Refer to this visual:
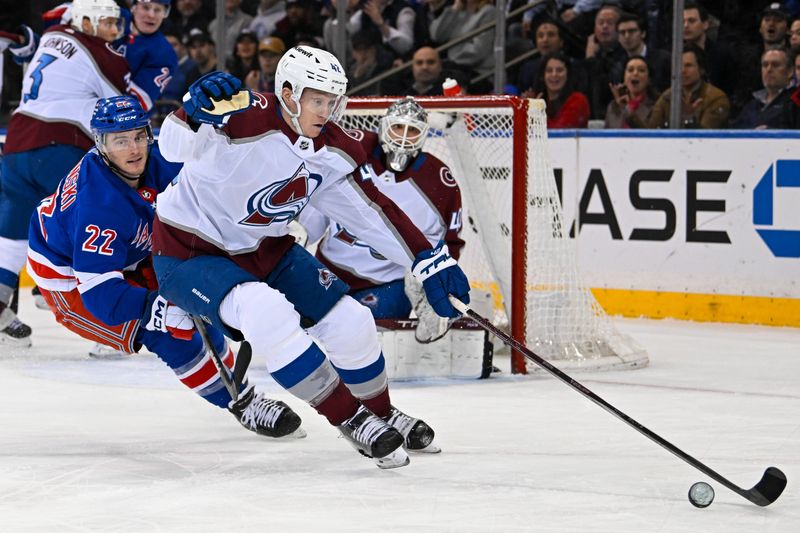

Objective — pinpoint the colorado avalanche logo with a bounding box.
[440,167,457,188]
[318,268,338,290]
[239,164,321,226]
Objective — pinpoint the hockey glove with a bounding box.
[143,293,195,341]
[1,26,38,64]
[183,71,252,126]
[411,241,470,318]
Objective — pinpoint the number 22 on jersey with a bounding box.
[82,225,117,256]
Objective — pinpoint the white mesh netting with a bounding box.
[341,96,648,373]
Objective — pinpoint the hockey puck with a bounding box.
[688,482,715,508]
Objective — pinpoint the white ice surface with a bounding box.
[1,293,798,532]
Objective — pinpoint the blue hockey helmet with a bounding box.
[91,95,153,153]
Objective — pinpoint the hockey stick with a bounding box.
[448,296,787,507]
[191,317,251,403]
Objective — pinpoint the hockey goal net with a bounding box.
[341,96,648,374]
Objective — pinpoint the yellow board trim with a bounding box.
[592,288,800,327]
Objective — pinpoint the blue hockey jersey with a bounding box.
[27,144,181,326]
[123,31,177,113]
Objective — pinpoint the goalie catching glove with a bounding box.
[183,71,252,126]
[411,241,470,318]
[143,293,195,341]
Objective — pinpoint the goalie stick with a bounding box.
[191,317,252,403]
[448,296,787,507]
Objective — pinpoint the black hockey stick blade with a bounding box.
[232,341,253,392]
[747,467,787,507]
[448,296,787,507]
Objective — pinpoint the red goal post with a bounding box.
[342,96,648,374]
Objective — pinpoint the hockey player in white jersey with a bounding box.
[0,0,130,347]
[152,46,471,468]
[299,97,464,341]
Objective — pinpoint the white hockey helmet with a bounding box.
[379,97,429,173]
[71,0,121,36]
[274,46,348,135]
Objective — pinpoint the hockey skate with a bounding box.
[88,342,129,359]
[31,286,49,310]
[229,386,306,439]
[338,405,409,469]
[385,406,441,453]
[0,318,33,348]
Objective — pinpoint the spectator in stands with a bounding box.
[401,46,446,96]
[531,52,589,128]
[605,56,657,128]
[733,48,794,129]
[209,0,254,61]
[348,0,416,59]
[516,20,566,95]
[250,0,287,39]
[682,2,738,104]
[273,0,322,48]
[760,3,791,49]
[521,0,601,44]
[348,30,393,95]
[793,47,800,84]
[245,36,286,92]
[789,17,800,51]
[162,30,201,105]
[583,5,625,120]
[612,13,671,93]
[227,29,260,83]
[168,0,213,37]
[186,28,217,75]
[430,0,496,81]
[737,4,793,112]
[647,43,730,129]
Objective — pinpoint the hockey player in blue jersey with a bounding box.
[123,0,179,112]
[26,95,304,439]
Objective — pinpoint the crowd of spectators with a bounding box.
[4,0,800,129]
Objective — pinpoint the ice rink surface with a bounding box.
[1,293,798,533]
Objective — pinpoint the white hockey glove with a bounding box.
[404,270,450,343]
[143,293,195,341]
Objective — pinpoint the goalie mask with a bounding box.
[274,46,348,136]
[379,97,429,173]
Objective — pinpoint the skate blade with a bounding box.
[0,335,32,348]
[278,427,307,439]
[375,447,410,469]
[408,441,441,454]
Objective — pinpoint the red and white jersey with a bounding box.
[153,93,431,279]
[301,130,465,290]
[4,25,129,154]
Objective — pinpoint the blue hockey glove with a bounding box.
[3,26,39,64]
[182,71,252,126]
[143,292,195,341]
[411,241,470,318]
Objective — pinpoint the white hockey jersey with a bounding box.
[5,25,129,153]
[153,93,432,279]
[300,130,464,290]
